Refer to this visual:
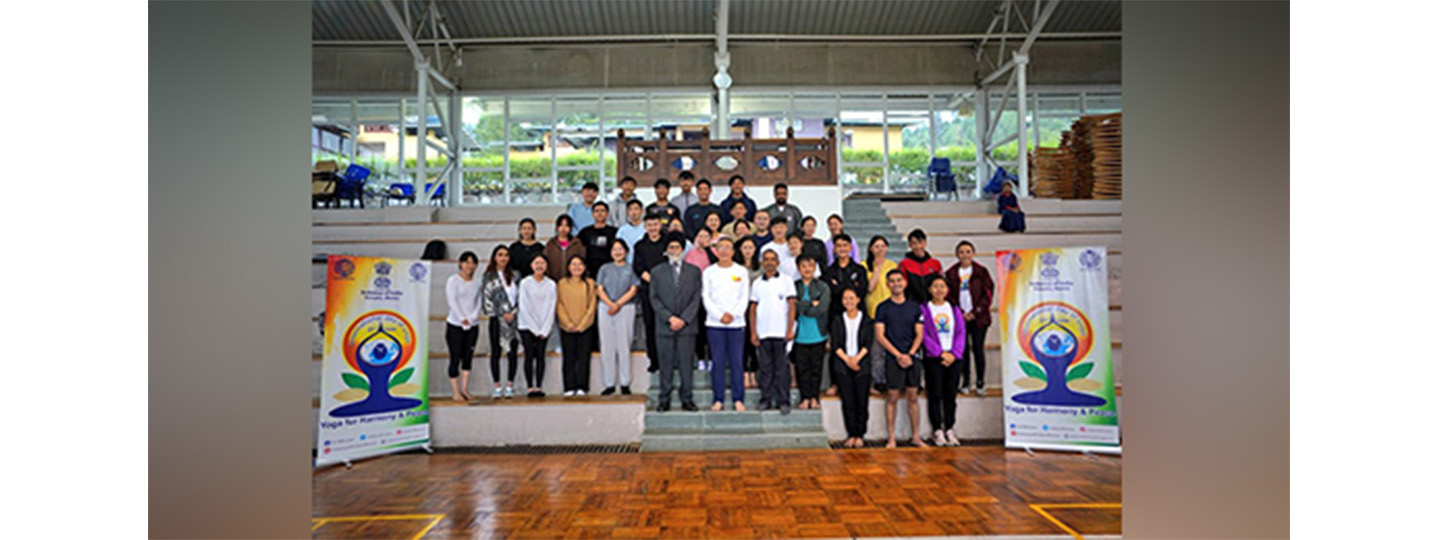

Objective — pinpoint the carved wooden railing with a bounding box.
[616,126,838,186]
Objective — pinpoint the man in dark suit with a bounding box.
[649,232,703,412]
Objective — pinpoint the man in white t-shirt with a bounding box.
[702,236,751,412]
[748,248,797,415]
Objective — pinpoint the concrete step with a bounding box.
[647,388,802,410]
[640,430,829,452]
[891,215,1121,234]
[643,409,824,435]
[881,199,1123,217]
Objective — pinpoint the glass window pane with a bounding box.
[462,97,506,158]
[1085,93,1122,114]
[509,97,552,120]
[651,95,710,118]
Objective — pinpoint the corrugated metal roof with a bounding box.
[313,0,1119,42]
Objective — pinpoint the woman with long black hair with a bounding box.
[508,218,546,277]
[481,244,520,399]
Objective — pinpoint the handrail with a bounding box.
[616,126,837,186]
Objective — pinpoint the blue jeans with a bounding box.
[707,327,745,405]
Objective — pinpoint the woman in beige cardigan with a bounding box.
[556,254,598,396]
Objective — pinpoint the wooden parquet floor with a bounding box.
[312,447,1121,539]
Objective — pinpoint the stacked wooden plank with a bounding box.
[1066,121,1095,198]
[1088,113,1123,199]
[1029,146,1079,199]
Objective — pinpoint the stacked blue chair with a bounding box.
[385,182,447,206]
[335,164,370,208]
[929,158,957,200]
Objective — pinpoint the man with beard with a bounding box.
[649,232,703,412]
[760,182,804,232]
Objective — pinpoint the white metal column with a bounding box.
[416,69,427,205]
[974,89,989,198]
[1015,54,1029,198]
[448,92,461,206]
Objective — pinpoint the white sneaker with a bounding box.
[502,386,515,398]
[577,389,587,396]
[934,429,948,446]
[959,384,971,395]
[975,386,987,397]
[564,390,576,397]
[946,429,960,446]
[491,387,503,398]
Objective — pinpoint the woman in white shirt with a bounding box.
[445,251,484,402]
[518,256,557,398]
[829,287,874,448]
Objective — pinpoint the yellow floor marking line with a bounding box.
[1028,503,1122,540]
[310,514,446,540]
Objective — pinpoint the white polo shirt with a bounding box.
[750,271,797,339]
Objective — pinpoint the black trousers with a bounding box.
[488,317,518,383]
[743,321,758,372]
[656,333,696,405]
[792,342,827,400]
[922,357,962,431]
[520,330,548,388]
[757,338,791,408]
[833,356,872,438]
[561,329,593,392]
[445,323,478,378]
[961,320,989,389]
[638,284,658,370]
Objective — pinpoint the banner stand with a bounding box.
[338,443,434,471]
[315,255,433,469]
[997,246,1121,454]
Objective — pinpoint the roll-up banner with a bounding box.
[316,255,432,467]
[996,246,1120,453]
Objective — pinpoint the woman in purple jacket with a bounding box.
[919,275,967,447]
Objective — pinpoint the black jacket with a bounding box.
[822,260,869,315]
[829,311,875,372]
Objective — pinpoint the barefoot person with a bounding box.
[875,270,926,448]
[444,251,484,402]
[702,236,750,411]
[792,255,830,410]
[831,288,873,448]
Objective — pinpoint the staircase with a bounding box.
[841,197,905,250]
[639,368,828,452]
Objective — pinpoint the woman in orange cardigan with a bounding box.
[556,254,598,396]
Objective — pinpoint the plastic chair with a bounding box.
[335,164,371,208]
[384,182,447,206]
[984,166,1016,196]
[929,158,957,200]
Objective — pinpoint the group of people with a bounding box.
[444,174,996,448]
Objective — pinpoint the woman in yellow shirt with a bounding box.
[863,235,898,318]
[556,255,598,396]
